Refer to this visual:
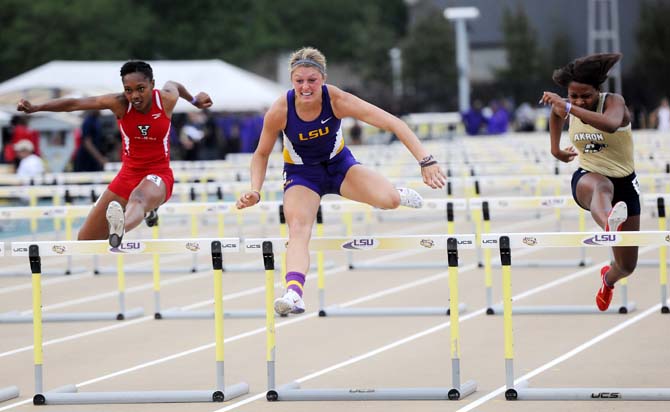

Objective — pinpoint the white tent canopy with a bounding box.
[0,59,285,113]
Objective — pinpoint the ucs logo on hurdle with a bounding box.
[342,238,378,250]
[583,233,620,246]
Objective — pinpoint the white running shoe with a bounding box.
[274,289,305,315]
[106,201,125,248]
[397,187,423,209]
[606,201,627,232]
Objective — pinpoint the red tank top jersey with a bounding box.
[117,89,171,170]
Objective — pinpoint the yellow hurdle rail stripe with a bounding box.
[244,235,476,253]
[11,238,240,256]
[481,231,670,248]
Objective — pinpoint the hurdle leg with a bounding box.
[497,237,519,400]
[446,238,476,400]
[315,207,326,314]
[151,225,162,318]
[30,245,44,394]
[657,198,669,313]
[262,242,277,391]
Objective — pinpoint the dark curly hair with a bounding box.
[552,53,621,89]
[120,60,153,81]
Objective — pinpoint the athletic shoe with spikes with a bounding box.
[274,289,305,315]
[106,201,125,248]
[596,265,614,311]
[605,201,627,232]
[397,187,423,209]
[144,208,159,227]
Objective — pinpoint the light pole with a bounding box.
[444,7,479,113]
[388,47,403,99]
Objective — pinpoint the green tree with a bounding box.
[634,0,670,103]
[495,5,544,104]
[0,0,154,82]
[400,8,456,112]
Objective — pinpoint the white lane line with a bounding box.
[454,303,663,412]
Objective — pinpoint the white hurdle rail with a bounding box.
[0,204,90,277]
[640,195,670,283]
[0,205,145,323]
[246,235,477,401]
[482,231,670,401]
[470,196,637,315]
[13,238,248,405]
[247,234,472,318]
[323,199,468,271]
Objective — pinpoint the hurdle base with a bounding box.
[34,383,249,405]
[320,303,466,317]
[0,307,144,323]
[507,380,670,401]
[0,386,19,403]
[158,308,265,319]
[490,258,593,268]
[487,303,636,315]
[267,381,477,401]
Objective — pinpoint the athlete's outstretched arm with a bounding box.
[236,96,287,209]
[17,94,124,117]
[540,91,626,133]
[161,81,212,117]
[328,85,445,189]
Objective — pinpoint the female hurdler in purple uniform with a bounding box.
[236,47,446,315]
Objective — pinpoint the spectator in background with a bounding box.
[196,110,222,160]
[514,102,536,132]
[349,119,363,145]
[73,110,108,171]
[486,100,510,135]
[461,99,486,136]
[650,97,670,132]
[4,115,40,166]
[13,139,44,177]
[179,111,206,160]
[239,112,264,153]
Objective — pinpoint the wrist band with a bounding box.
[251,190,261,201]
[419,154,437,168]
[565,102,572,115]
[190,96,198,105]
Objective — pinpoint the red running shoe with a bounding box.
[596,265,614,311]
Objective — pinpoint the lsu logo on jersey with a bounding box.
[137,125,151,137]
[298,126,329,141]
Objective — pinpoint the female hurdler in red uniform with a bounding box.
[17,61,212,246]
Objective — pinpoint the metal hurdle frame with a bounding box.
[12,238,248,405]
[482,231,670,401]
[329,199,468,270]
[0,245,20,403]
[640,196,670,288]
[0,205,144,323]
[0,201,89,277]
[246,235,477,401]
[0,386,19,403]
[471,196,637,315]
